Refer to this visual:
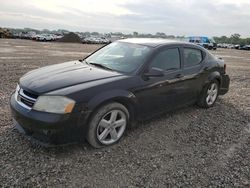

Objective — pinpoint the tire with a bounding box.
[86,102,129,148]
[197,80,219,108]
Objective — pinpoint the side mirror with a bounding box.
[144,67,164,77]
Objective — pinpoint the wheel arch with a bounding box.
[197,72,221,108]
[207,71,221,86]
[86,90,138,127]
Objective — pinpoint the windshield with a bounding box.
[85,42,151,73]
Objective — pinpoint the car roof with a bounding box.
[118,38,189,47]
[188,36,209,39]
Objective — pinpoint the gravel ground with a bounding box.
[0,39,249,187]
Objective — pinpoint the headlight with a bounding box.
[33,96,75,114]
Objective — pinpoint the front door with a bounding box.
[134,47,188,118]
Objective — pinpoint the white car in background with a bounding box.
[53,35,63,40]
[83,37,111,44]
[36,34,54,41]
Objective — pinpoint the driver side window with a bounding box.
[150,48,180,71]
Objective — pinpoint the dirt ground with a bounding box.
[0,39,249,187]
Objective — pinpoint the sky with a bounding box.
[0,0,250,37]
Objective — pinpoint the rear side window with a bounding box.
[184,48,203,67]
[150,48,180,71]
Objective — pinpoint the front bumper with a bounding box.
[10,94,88,146]
[219,74,230,95]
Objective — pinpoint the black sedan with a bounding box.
[10,38,230,148]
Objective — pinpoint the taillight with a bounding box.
[224,64,227,73]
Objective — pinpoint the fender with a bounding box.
[87,89,138,112]
[206,71,221,85]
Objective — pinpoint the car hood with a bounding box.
[20,61,123,94]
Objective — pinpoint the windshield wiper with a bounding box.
[79,59,89,65]
[88,62,114,71]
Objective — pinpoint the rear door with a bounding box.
[180,46,206,101]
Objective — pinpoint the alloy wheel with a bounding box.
[206,83,218,106]
[97,109,127,145]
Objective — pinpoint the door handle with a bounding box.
[175,74,184,78]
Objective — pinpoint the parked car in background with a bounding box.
[30,34,37,40]
[186,36,217,50]
[240,45,250,50]
[36,34,54,41]
[228,44,236,49]
[217,43,248,50]
[217,43,228,48]
[83,37,111,44]
[217,43,222,48]
[46,34,63,41]
[10,38,230,148]
[234,45,240,49]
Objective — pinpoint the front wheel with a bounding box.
[197,80,219,108]
[86,102,129,148]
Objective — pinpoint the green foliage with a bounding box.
[91,32,99,36]
[214,33,250,45]
[133,31,138,36]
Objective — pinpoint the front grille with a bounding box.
[19,95,35,107]
[15,85,38,109]
[23,90,38,100]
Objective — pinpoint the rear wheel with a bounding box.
[197,80,219,108]
[86,102,129,148]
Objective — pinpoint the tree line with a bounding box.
[213,34,250,45]
[4,28,250,45]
